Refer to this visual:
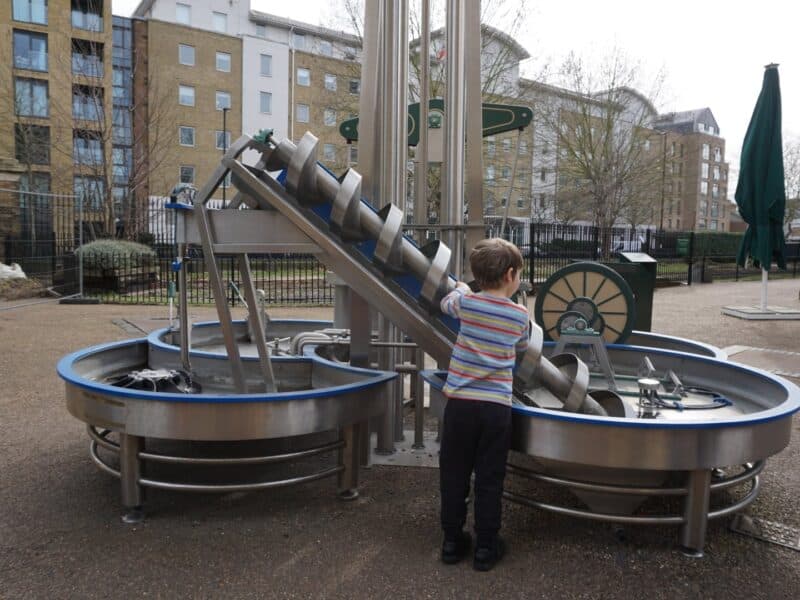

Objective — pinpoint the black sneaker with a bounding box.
[473,536,506,572]
[441,531,472,564]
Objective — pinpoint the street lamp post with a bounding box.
[222,106,230,208]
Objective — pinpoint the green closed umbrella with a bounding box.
[735,64,787,310]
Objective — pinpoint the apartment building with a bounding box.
[0,0,118,244]
[132,17,242,199]
[653,109,731,231]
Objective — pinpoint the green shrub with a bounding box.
[693,232,743,257]
[76,240,157,270]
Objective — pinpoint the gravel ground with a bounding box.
[1,280,799,599]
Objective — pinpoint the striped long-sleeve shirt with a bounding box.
[440,287,530,406]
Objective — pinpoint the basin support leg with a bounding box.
[413,346,426,449]
[338,424,360,500]
[680,469,711,557]
[349,292,372,468]
[120,433,144,523]
[376,315,395,454]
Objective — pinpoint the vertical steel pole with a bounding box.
[413,345,426,448]
[349,291,372,468]
[444,0,466,278]
[178,242,191,372]
[463,0,484,280]
[119,433,144,523]
[680,469,711,557]
[415,0,431,243]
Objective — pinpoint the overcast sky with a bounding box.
[114,1,799,201]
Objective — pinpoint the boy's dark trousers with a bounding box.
[440,397,512,549]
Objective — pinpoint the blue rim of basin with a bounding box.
[420,346,800,430]
[58,338,397,404]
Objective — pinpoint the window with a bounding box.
[215,131,231,150]
[643,139,651,151]
[178,44,195,66]
[344,46,356,60]
[324,108,336,126]
[711,201,719,217]
[73,131,103,166]
[699,200,708,214]
[349,79,360,94]
[212,12,227,33]
[74,176,105,209]
[710,220,718,230]
[503,138,511,153]
[677,181,683,195]
[179,126,195,146]
[112,107,131,144]
[486,165,495,181]
[702,143,709,160]
[323,144,336,161]
[540,169,546,182]
[259,91,272,114]
[296,103,309,123]
[542,141,549,155]
[349,144,358,164]
[502,166,510,179]
[700,181,708,195]
[72,0,103,32]
[216,52,231,72]
[712,184,719,198]
[701,163,709,178]
[713,165,720,180]
[292,32,306,49]
[13,0,48,24]
[13,30,48,71]
[698,218,706,229]
[14,123,49,165]
[72,39,104,77]
[324,73,337,91]
[255,24,266,38]
[179,165,195,184]
[297,68,310,86]
[319,40,333,56]
[516,195,526,209]
[486,136,495,157]
[520,140,528,154]
[215,91,231,110]
[539,193,546,208]
[179,85,195,106]
[72,85,103,121]
[714,147,721,162]
[176,3,190,25]
[260,54,272,76]
[670,142,676,156]
[14,78,48,117]
[500,196,507,207]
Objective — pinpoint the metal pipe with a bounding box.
[178,243,191,372]
[444,0,466,277]
[679,469,712,556]
[413,346,426,448]
[375,314,395,454]
[414,0,430,243]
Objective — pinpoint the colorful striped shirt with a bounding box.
[440,287,530,406]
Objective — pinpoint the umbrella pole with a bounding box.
[761,268,768,311]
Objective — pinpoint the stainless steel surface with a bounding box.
[413,346,425,449]
[375,315,395,454]
[62,340,395,441]
[414,0,430,243]
[463,0,484,281]
[238,254,276,392]
[680,469,712,555]
[444,0,466,276]
[119,433,142,509]
[177,243,191,372]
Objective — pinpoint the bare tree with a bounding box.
[784,136,800,237]
[524,50,665,244]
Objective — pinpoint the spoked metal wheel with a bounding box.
[534,262,636,343]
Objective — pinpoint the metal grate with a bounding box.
[730,514,800,551]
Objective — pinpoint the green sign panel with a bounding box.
[338,100,532,145]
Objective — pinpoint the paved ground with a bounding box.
[1,279,799,599]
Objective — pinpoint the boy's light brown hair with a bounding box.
[469,238,523,290]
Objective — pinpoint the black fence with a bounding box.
[529,222,800,288]
[80,252,335,305]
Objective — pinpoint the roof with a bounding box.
[249,10,361,45]
[411,24,530,61]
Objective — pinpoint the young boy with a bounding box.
[438,238,530,571]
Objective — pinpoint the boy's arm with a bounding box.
[440,281,471,318]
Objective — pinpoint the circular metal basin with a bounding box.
[58,338,396,441]
[422,345,800,471]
